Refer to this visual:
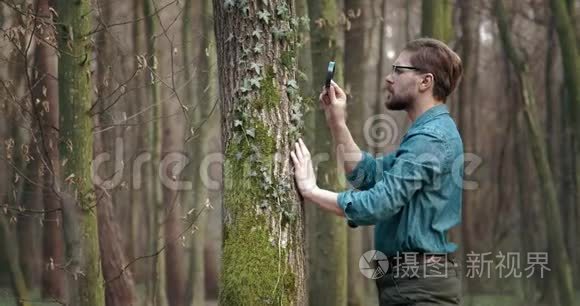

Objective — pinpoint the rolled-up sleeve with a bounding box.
[346,151,395,191]
[338,132,449,226]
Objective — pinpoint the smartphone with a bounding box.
[325,61,336,89]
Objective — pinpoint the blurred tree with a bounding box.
[421,0,452,42]
[94,0,138,304]
[307,0,347,304]
[33,0,67,300]
[0,211,31,306]
[344,0,373,305]
[495,0,576,305]
[142,0,167,305]
[214,0,307,304]
[57,0,105,304]
[550,0,580,283]
[457,0,480,293]
[183,0,216,305]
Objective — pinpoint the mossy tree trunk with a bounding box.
[306,0,348,304]
[214,0,307,304]
[344,0,373,305]
[56,0,105,304]
[143,0,167,305]
[35,0,67,300]
[494,1,575,305]
[421,0,452,42]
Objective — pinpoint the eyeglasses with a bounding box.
[392,65,422,75]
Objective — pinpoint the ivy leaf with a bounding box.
[276,4,289,17]
[249,77,262,89]
[253,43,263,54]
[249,62,262,74]
[252,28,263,39]
[257,10,271,24]
[224,0,235,9]
[246,128,256,138]
[234,119,243,127]
[287,79,298,89]
[272,27,287,40]
[239,79,251,93]
[235,152,243,160]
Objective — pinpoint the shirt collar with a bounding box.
[410,104,449,129]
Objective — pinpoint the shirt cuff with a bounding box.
[346,151,375,190]
[338,191,358,227]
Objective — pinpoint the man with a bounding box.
[291,38,464,305]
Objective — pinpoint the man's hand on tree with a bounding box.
[290,138,318,200]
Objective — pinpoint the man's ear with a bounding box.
[418,73,434,92]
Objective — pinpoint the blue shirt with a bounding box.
[337,104,463,256]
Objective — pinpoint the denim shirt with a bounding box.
[337,104,463,256]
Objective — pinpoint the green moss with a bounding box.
[255,66,280,110]
[221,121,297,305]
[280,50,295,69]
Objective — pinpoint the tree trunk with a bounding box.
[57,0,105,304]
[457,0,480,294]
[94,136,138,306]
[33,0,67,300]
[550,0,580,288]
[0,210,31,306]
[421,0,452,41]
[143,0,167,305]
[344,0,373,305]
[214,0,307,304]
[495,1,576,305]
[93,1,138,304]
[184,0,215,305]
[307,0,348,304]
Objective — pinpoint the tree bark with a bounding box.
[495,1,576,305]
[57,0,105,304]
[344,0,373,305]
[184,0,215,305]
[0,210,31,306]
[33,0,67,300]
[93,1,138,304]
[307,0,348,304]
[143,0,167,305]
[214,0,307,304]
[421,0,452,41]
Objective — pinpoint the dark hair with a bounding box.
[403,38,463,101]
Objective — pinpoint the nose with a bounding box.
[385,74,394,85]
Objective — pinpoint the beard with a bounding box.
[385,90,414,111]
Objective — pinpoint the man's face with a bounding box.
[384,51,420,111]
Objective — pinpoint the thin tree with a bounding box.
[57,0,105,304]
[344,0,373,305]
[307,0,348,304]
[143,0,167,305]
[494,1,575,305]
[29,0,68,299]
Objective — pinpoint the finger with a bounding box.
[331,81,345,98]
[329,84,336,102]
[298,138,309,157]
[290,151,298,165]
[294,142,303,161]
